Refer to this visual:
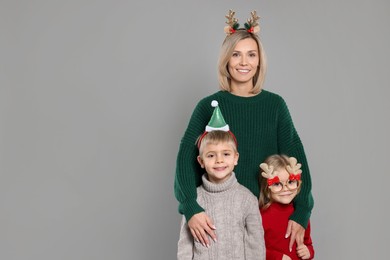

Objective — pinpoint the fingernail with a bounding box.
[289,248,292,252]
[207,244,210,248]
[285,234,288,238]
[213,238,217,242]
[202,243,205,247]
[213,225,216,229]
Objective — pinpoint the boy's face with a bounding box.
[269,168,298,204]
[197,142,239,184]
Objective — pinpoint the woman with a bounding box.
[174,10,314,251]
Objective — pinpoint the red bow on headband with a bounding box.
[289,173,301,181]
[267,176,280,186]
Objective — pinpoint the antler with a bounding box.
[286,157,302,175]
[244,10,260,33]
[224,9,239,35]
[260,163,276,179]
[225,9,238,27]
[246,10,260,27]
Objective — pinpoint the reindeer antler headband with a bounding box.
[224,10,260,36]
[260,157,302,186]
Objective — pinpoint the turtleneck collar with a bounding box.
[201,172,238,193]
[271,202,294,212]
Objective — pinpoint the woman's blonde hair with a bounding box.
[258,154,302,209]
[218,30,267,94]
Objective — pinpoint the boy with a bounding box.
[177,101,265,260]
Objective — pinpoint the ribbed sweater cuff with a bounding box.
[181,199,204,222]
[289,206,311,229]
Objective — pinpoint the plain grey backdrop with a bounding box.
[1,0,389,259]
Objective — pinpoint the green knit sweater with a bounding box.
[174,90,314,228]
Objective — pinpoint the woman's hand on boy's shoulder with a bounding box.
[188,212,217,248]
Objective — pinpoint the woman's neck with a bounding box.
[230,84,256,97]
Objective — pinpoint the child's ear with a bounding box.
[234,152,239,166]
[197,155,205,168]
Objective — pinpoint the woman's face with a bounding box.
[227,38,259,87]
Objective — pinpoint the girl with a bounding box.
[259,155,315,260]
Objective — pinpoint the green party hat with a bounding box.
[205,100,230,132]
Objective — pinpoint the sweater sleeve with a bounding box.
[244,195,266,260]
[177,216,194,260]
[276,97,314,228]
[304,221,315,259]
[174,99,212,221]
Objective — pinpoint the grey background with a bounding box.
[1,0,389,259]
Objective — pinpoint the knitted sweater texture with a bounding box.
[177,173,265,260]
[174,90,314,228]
[261,203,315,259]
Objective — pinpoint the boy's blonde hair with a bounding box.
[197,131,238,156]
[218,30,267,95]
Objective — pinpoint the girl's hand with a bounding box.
[187,212,217,247]
[282,254,292,260]
[285,220,305,252]
[296,244,311,259]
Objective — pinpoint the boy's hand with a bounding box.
[188,212,217,247]
[296,244,311,259]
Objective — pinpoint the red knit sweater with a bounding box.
[260,203,315,260]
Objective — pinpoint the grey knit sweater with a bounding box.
[177,173,265,260]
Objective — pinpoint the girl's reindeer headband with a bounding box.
[224,10,260,36]
[260,157,302,186]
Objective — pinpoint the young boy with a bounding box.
[177,101,265,260]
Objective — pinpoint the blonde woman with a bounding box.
[174,10,314,251]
